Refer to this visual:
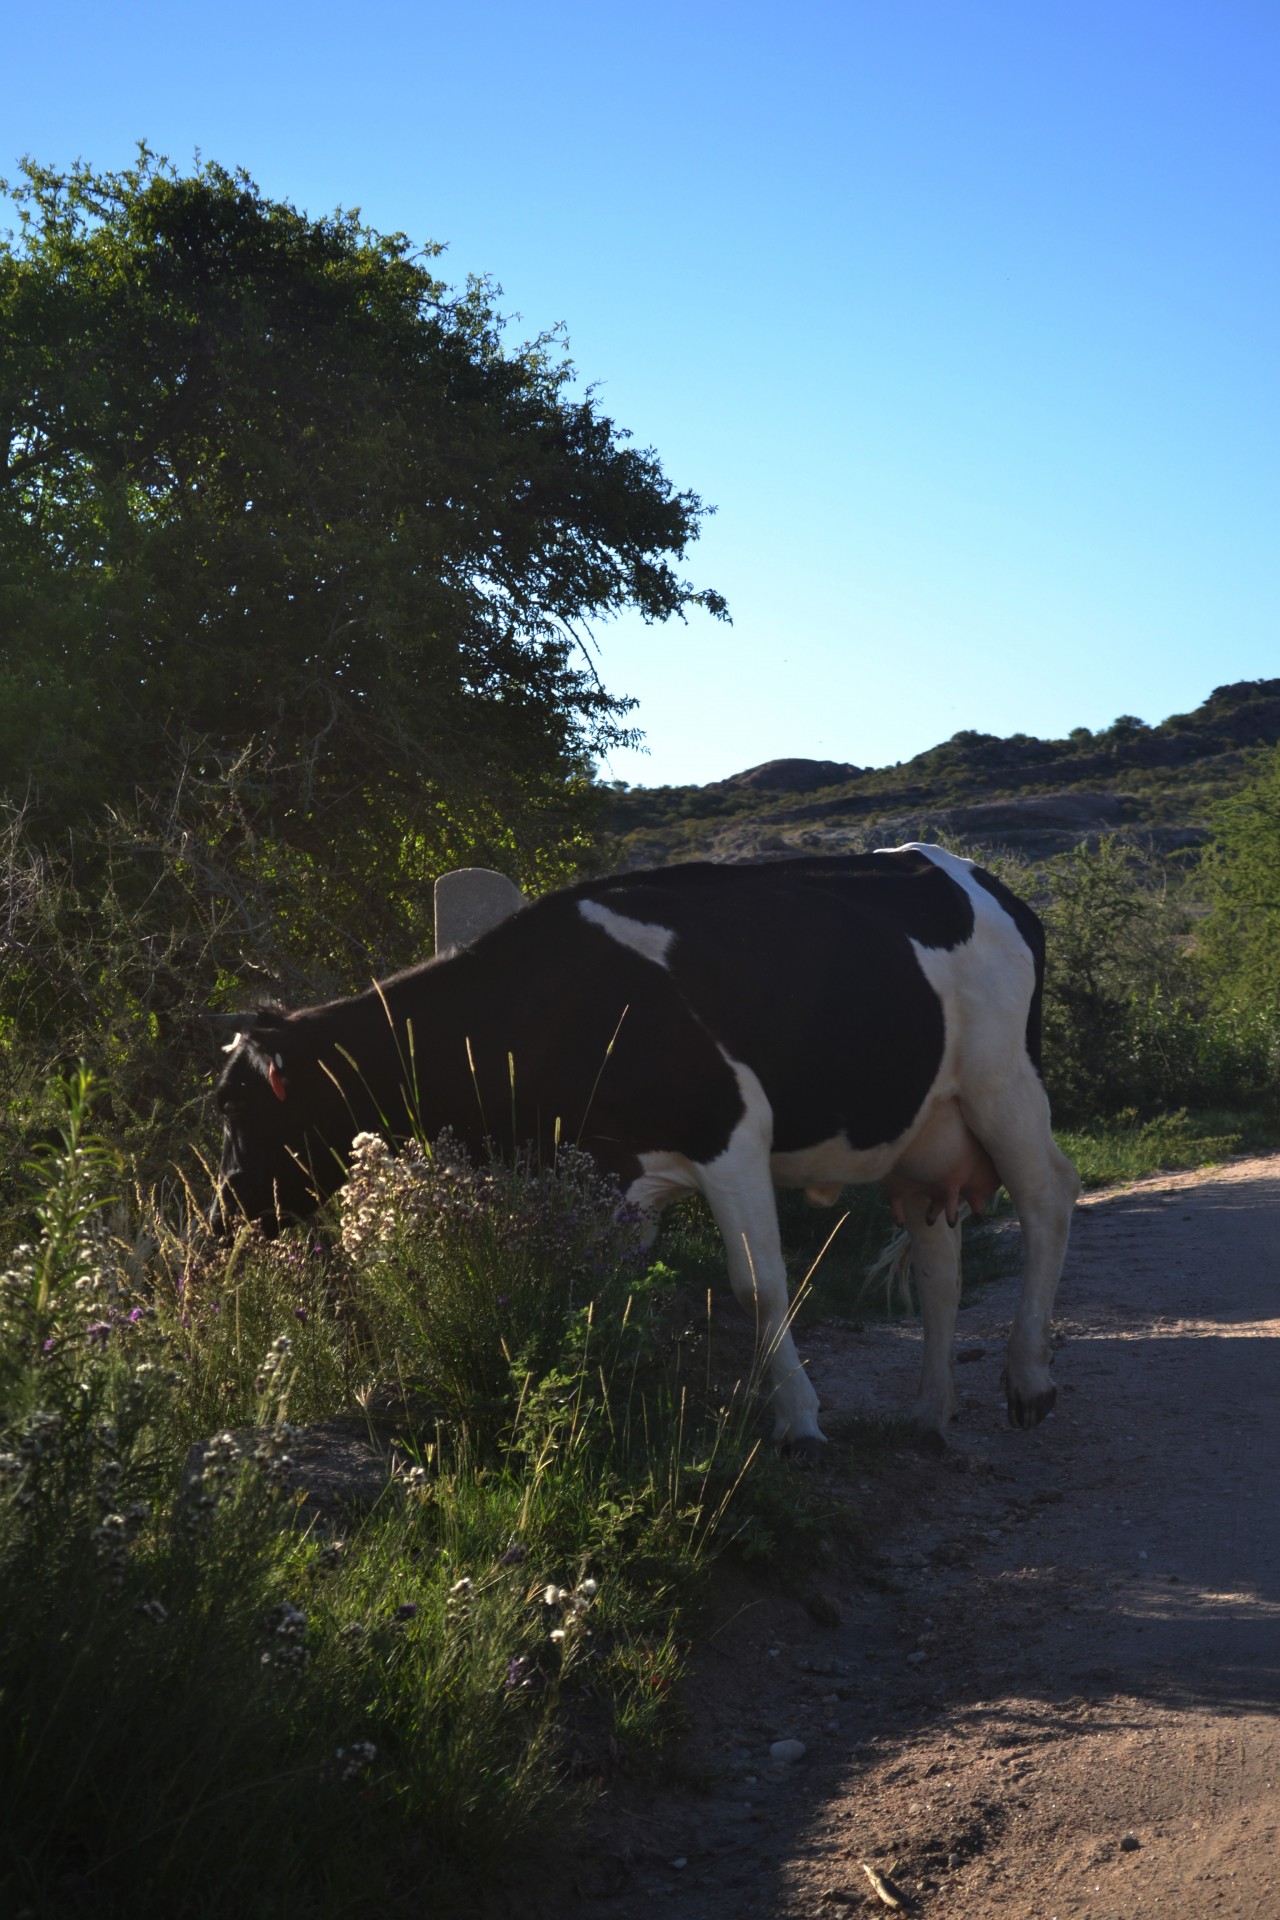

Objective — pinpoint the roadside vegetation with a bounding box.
[5,146,1280,1920]
[0,1072,855,1917]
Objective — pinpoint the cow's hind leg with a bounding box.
[961,1068,1080,1428]
[902,1196,964,1437]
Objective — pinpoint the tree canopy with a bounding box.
[0,148,724,945]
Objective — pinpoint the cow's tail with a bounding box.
[862,1202,975,1316]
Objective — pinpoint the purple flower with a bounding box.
[86,1322,112,1348]
[505,1655,531,1690]
[128,1307,144,1324]
[293,1306,309,1325]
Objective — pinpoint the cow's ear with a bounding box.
[268,1055,288,1102]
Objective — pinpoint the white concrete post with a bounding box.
[433,868,526,953]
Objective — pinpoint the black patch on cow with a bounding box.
[968,863,1046,1076]
[565,855,967,1153]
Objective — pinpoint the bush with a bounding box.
[1196,743,1280,1011]
[0,1071,755,1918]
[1028,838,1280,1126]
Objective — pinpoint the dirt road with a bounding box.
[580,1155,1280,1919]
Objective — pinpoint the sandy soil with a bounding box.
[573,1153,1280,1920]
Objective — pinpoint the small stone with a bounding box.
[770,1738,807,1763]
[906,1649,928,1665]
[806,1586,844,1627]
[1119,1833,1141,1852]
[670,1857,687,1869]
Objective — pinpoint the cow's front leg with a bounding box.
[901,1196,963,1435]
[695,1172,823,1448]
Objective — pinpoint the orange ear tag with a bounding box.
[268,1062,288,1102]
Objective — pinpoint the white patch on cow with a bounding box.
[577,898,676,968]
[770,1132,902,1192]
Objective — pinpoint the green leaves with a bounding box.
[1197,745,1280,1008]
[1,147,723,900]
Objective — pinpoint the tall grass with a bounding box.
[0,1073,766,1919]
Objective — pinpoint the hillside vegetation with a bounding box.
[601,678,1280,869]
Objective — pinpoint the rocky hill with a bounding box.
[600,679,1280,870]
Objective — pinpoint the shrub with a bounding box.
[0,1070,760,1917]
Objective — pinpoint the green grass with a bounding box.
[0,1075,775,1919]
[1055,1106,1280,1190]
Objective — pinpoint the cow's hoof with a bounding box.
[781,1434,828,1464]
[1005,1383,1057,1428]
[908,1427,949,1458]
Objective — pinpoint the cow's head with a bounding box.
[209,1010,347,1235]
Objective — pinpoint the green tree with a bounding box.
[0,148,725,944]
[1037,837,1194,1122]
[1197,744,1280,1008]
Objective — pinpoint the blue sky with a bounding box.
[4,1,1277,786]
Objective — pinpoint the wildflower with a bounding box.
[95,1459,123,1508]
[312,1541,347,1576]
[505,1655,532,1690]
[92,1513,129,1583]
[19,1411,63,1460]
[262,1600,311,1670]
[335,1741,377,1781]
[391,1602,419,1623]
[498,1541,528,1566]
[199,1430,244,1495]
[254,1333,294,1394]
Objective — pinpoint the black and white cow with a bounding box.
[211,846,1079,1444]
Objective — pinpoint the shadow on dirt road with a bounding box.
[575,1156,1280,1920]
